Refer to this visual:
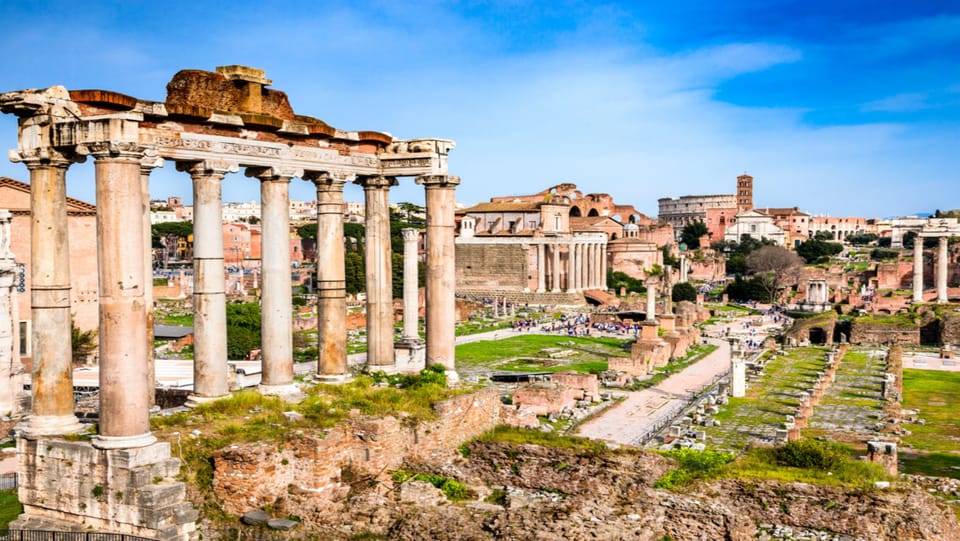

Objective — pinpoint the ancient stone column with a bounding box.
[582,243,591,289]
[250,167,301,395]
[566,241,576,292]
[536,243,546,293]
[141,151,163,408]
[600,241,607,289]
[938,236,948,303]
[913,239,924,303]
[646,283,657,322]
[182,160,237,405]
[580,242,588,291]
[594,242,602,289]
[401,228,420,340]
[551,243,561,292]
[417,175,460,379]
[91,144,155,449]
[310,173,350,381]
[730,342,746,398]
[19,153,84,437]
[572,242,581,291]
[679,255,688,283]
[357,175,397,368]
[0,211,19,416]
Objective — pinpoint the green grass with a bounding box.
[0,490,22,529]
[472,425,608,454]
[721,440,890,488]
[901,369,960,452]
[900,452,960,479]
[853,313,917,327]
[654,448,734,489]
[455,335,630,374]
[156,313,194,326]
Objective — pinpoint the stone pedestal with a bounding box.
[393,338,426,374]
[866,441,898,476]
[14,438,197,541]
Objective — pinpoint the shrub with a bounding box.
[771,440,846,470]
[672,282,698,303]
[654,449,734,489]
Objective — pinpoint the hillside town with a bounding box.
[0,57,958,541]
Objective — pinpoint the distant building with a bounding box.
[723,209,786,246]
[755,207,811,247]
[0,177,99,368]
[659,174,754,233]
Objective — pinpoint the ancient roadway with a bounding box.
[577,312,784,446]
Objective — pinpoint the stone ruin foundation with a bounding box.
[13,439,195,541]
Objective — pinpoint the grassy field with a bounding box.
[0,490,21,529]
[454,334,631,374]
[899,368,960,479]
[702,347,829,449]
[901,369,960,452]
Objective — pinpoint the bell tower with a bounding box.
[737,173,753,212]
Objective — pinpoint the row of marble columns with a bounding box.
[18,146,459,448]
[535,240,606,293]
[913,236,951,304]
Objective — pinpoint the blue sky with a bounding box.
[0,0,957,217]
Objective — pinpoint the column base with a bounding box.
[17,414,86,439]
[184,393,232,409]
[15,438,196,541]
[444,370,461,386]
[258,383,305,402]
[313,373,353,384]
[394,339,426,374]
[92,432,157,450]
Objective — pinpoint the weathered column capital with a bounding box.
[416,174,461,187]
[78,141,144,161]
[245,165,302,182]
[176,159,239,178]
[355,174,398,189]
[304,169,354,187]
[140,147,164,174]
[401,228,420,242]
[10,147,78,169]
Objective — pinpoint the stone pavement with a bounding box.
[808,349,885,436]
[575,337,731,445]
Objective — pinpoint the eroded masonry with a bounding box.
[0,65,458,540]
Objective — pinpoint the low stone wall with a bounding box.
[212,388,527,515]
[849,322,919,345]
[14,439,196,541]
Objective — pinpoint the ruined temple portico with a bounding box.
[916,218,960,304]
[1,65,457,540]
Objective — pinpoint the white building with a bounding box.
[724,209,786,246]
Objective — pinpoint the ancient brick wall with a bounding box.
[849,322,919,345]
[212,388,519,514]
[455,244,527,289]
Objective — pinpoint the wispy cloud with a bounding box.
[861,93,930,113]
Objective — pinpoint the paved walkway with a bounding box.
[575,338,730,445]
[576,312,787,446]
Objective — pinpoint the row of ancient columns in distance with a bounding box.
[534,239,607,293]
[19,147,459,449]
[913,236,952,303]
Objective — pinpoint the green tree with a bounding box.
[796,239,843,264]
[672,282,698,303]
[813,230,835,241]
[607,270,645,294]
[296,223,317,239]
[71,323,97,364]
[680,221,709,249]
[661,245,679,267]
[226,302,262,360]
[846,233,878,246]
[344,251,365,295]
